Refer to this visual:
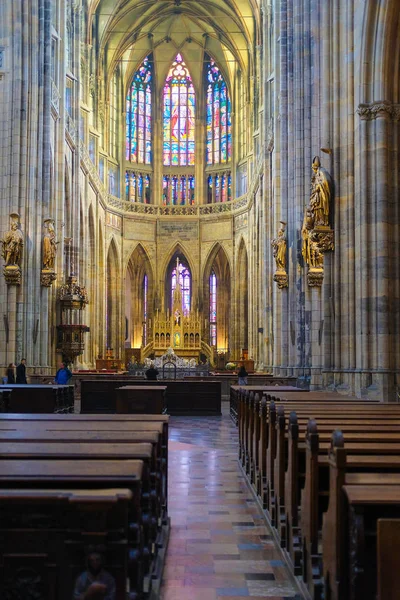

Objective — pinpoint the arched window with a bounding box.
[109,73,118,159]
[143,274,148,345]
[126,56,152,164]
[163,54,195,166]
[171,262,191,315]
[209,271,217,346]
[206,57,231,164]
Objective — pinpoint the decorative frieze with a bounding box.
[357,100,400,122]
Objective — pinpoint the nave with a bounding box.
[161,404,302,600]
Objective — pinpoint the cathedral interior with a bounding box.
[0,0,399,400]
[1,3,400,599]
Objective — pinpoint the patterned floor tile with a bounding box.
[159,403,304,600]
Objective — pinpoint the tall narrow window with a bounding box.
[143,274,148,346]
[209,271,217,346]
[126,56,152,164]
[171,262,191,315]
[163,54,195,166]
[206,57,232,164]
[109,73,118,159]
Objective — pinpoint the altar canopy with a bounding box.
[153,258,202,360]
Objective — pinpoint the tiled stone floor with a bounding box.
[160,403,303,600]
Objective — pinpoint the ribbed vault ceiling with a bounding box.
[89,0,260,93]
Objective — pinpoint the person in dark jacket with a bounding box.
[16,358,27,384]
[145,363,159,381]
[238,365,248,385]
[6,363,15,384]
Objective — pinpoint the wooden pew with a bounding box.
[0,488,138,600]
[0,425,168,520]
[0,459,146,595]
[322,437,400,600]
[239,397,400,597]
[377,519,400,600]
[0,384,74,413]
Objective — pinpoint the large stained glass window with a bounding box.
[163,54,195,166]
[206,57,231,164]
[171,262,191,315]
[209,271,217,346]
[126,56,152,164]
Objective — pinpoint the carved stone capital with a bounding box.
[309,228,334,253]
[357,100,400,122]
[41,269,57,287]
[307,267,324,287]
[273,270,288,289]
[3,265,21,286]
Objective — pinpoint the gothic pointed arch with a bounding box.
[162,245,194,315]
[236,238,248,359]
[106,237,121,357]
[202,243,231,352]
[163,52,195,167]
[126,244,154,349]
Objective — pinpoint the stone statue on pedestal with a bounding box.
[271,221,288,288]
[1,213,23,285]
[41,218,58,286]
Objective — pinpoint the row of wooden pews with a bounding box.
[237,387,400,600]
[0,412,170,600]
[0,384,74,413]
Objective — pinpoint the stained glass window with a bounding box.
[125,171,151,203]
[109,74,118,158]
[210,271,217,346]
[171,262,191,315]
[126,56,152,164]
[162,175,195,205]
[163,54,195,166]
[206,57,232,164]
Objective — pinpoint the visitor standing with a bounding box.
[16,358,27,384]
[238,365,248,385]
[6,363,15,384]
[145,362,159,381]
[54,362,72,385]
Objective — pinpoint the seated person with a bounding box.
[145,362,159,380]
[73,549,116,600]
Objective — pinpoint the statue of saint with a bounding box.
[42,219,58,270]
[1,219,23,266]
[301,208,314,267]
[309,156,332,227]
[271,222,287,271]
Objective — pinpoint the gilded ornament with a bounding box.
[301,157,334,287]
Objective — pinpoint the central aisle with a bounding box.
[160,404,302,600]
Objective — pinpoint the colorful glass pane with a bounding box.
[205,56,231,164]
[163,54,195,166]
[127,56,152,165]
[171,262,191,315]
